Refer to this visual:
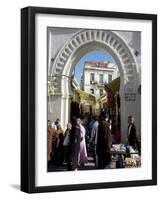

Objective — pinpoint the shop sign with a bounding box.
[125,93,136,101]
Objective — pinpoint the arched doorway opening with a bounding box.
[70,50,120,142]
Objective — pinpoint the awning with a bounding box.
[97,93,107,103]
[76,89,96,104]
[105,77,120,95]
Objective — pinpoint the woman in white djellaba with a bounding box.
[77,118,88,166]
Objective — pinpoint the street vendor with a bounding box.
[127,116,140,153]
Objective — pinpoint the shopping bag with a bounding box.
[63,134,70,146]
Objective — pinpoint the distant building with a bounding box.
[81,61,119,99]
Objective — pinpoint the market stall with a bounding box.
[107,144,141,169]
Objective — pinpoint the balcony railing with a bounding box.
[90,80,97,84]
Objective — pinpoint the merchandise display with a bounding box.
[109,144,141,169]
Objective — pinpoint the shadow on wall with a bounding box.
[10,184,20,191]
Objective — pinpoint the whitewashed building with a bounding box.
[81,61,119,99]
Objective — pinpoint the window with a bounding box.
[90,88,94,94]
[100,89,103,96]
[108,74,112,83]
[90,73,95,84]
[99,74,103,84]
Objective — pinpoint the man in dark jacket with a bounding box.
[127,116,140,153]
[96,113,112,169]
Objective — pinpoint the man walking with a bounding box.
[96,113,112,169]
[127,116,140,153]
[90,116,99,168]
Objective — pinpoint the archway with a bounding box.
[49,29,140,143]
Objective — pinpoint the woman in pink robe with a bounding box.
[78,119,88,165]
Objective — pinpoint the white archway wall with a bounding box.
[50,30,139,93]
[49,29,141,142]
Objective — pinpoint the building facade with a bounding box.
[81,61,119,99]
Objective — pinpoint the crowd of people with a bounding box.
[48,113,140,171]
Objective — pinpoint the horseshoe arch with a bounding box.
[49,29,140,142]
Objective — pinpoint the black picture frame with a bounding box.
[21,6,157,193]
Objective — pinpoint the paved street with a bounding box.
[48,151,96,172]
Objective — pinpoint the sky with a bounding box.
[75,50,115,84]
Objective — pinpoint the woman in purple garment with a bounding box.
[70,117,81,170]
[77,118,88,166]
